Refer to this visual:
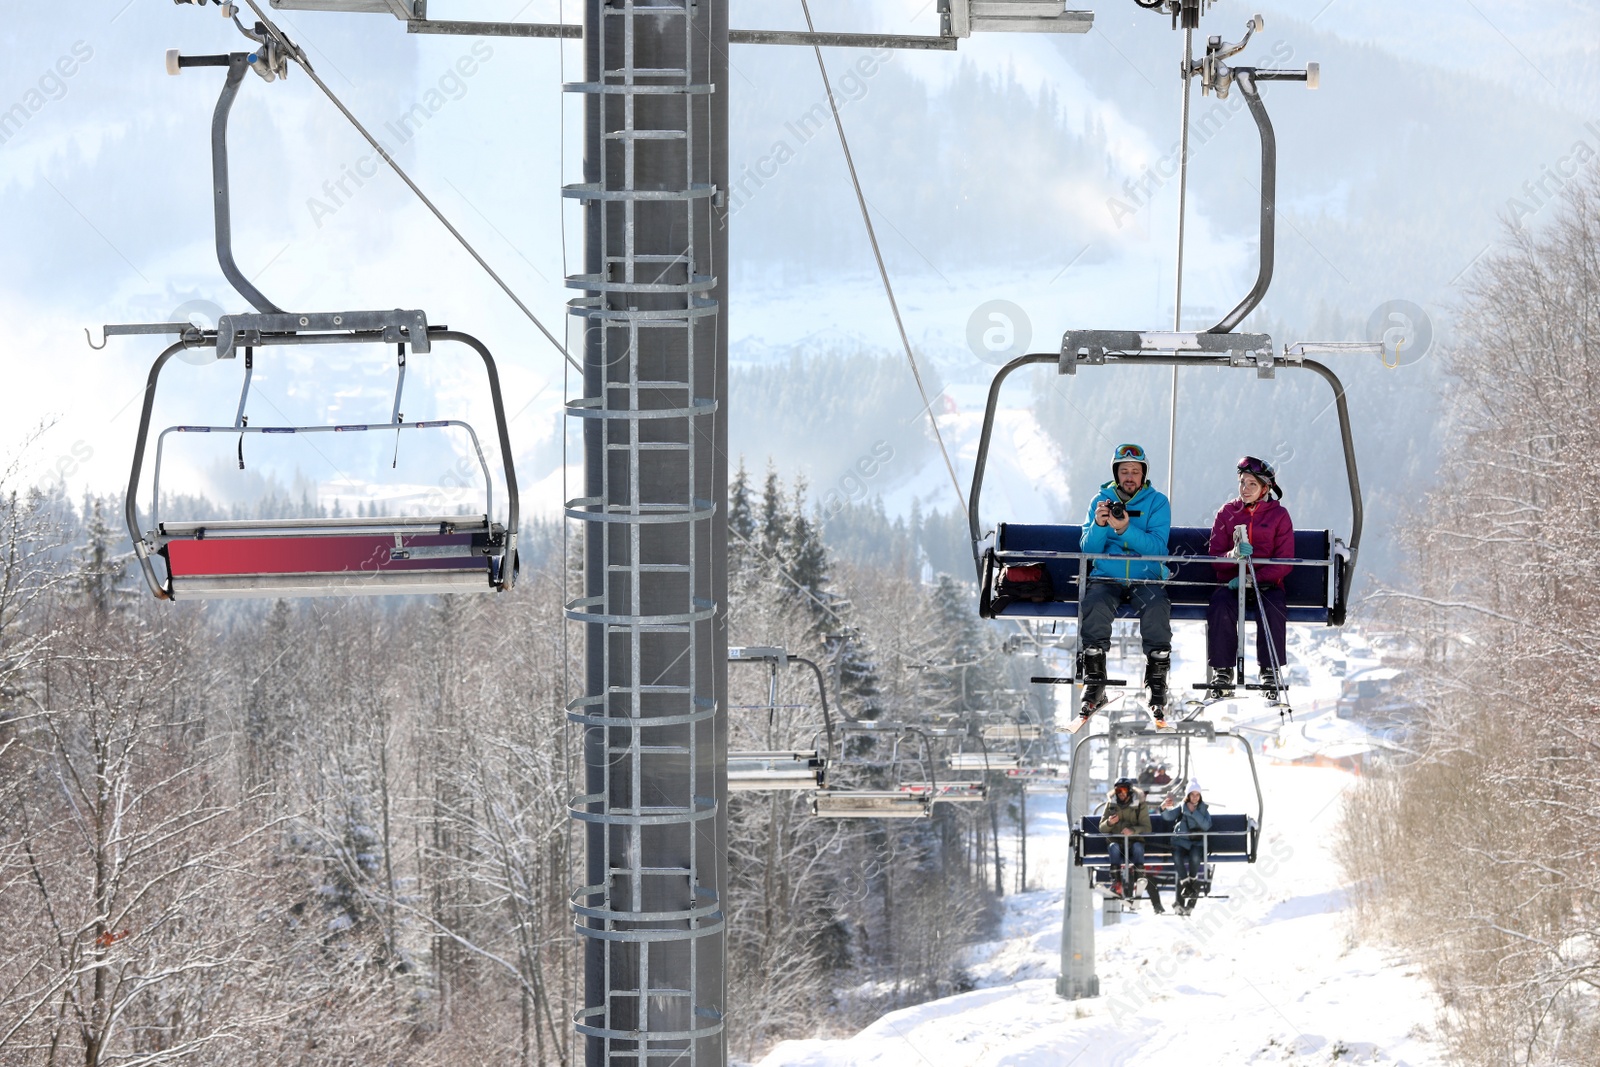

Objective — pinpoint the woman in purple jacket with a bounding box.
[1205,457,1295,700]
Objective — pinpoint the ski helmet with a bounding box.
[1113,776,1136,797]
[1111,443,1149,483]
[1236,455,1284,499]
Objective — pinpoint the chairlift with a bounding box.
[1006,764,1070,791]
[1068,719,1262,904]
[898,781,987,804]
[809,791,931,819]
[1004,765,1067,780]
[967,17,1379,706]
[811,723,938,820]
[946,751,1022,772]
[981,722,1045,744]
[726,646,835,790]
[98,37,518,600]
[1010,768,1071,794]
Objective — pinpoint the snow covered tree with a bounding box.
[72,496,127,616]
[1340,173,1600,1067]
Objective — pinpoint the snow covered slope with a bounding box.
[756,633,1447,1067]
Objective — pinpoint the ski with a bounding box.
[1065,697,1111,734]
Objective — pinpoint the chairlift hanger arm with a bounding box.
[1209,69,1272,334]
[125,340,191,600]
[168,50,286,314]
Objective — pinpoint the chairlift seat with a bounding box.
[1005,766,1067,779]
[985,524,1343,624]
[947,752,1022,771]
[899,781,987,802]
[728,751,826,791]
[981,723,1044,743]
[810,790,931,819]
[1075,813,1258,865]
[155,515,510,599]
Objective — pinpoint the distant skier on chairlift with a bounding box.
[1079,444,1173,723]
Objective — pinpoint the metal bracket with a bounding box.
[1058,330,1274,375]
[1282,341,1383,361]
[87,322,207,349]
[214,309,430,361]
[941,0,1093,36]
[269,0,425,17]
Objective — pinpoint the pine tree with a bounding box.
[73,497,126,615]
[729,458,755,574]
[930,574,997,715]
[758,463,790,565]
[785,479,830,628]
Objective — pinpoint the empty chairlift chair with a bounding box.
[726,646,833,792]
[123,323,518,600]
[728,751,826,792]
[100,43,518,601]
[811,723,938,820]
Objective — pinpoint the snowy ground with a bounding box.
[756,629,1448,1067]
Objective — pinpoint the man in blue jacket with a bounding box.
[1079,443,1173,719]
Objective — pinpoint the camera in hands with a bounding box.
[1106,501,1141,521]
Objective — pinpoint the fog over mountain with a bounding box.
[5,0,1598,587]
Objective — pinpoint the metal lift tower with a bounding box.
[566,2,730,1064]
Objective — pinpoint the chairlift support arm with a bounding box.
[169,51,286,314]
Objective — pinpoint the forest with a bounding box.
[0,455,1049,1066]
[1337,177,1600,1065]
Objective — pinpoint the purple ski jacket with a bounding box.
[1209,497,1296,586]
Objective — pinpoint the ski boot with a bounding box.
[1261,666,1280,702]
[1145,650,1171,726]
[1132,866,1149,897]
[1080,647,1109,716]
[1205,666,1235,701]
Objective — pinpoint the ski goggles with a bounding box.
[1114,443,1148,463]
[1236,455,1276,481]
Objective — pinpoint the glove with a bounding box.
[1236,541,1254,558]
[1227,578,1240,590]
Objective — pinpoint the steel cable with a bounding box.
[239,0,578,372]
[797,0,970,524]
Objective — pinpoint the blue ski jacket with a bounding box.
[1080,481,1173,584]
